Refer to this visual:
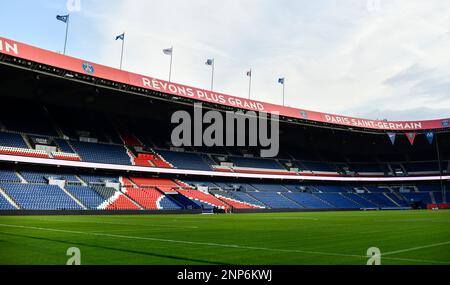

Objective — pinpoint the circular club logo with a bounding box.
[300,111,308,119]
[82,62,95,74]
[442,120,449,128]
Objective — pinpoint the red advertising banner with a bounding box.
[1,36,449,131]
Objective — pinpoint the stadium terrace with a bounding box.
[0,36,448,219]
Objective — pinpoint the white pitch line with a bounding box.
[0,223,448,264]
[33,218,199,230]
[383,241,450,256]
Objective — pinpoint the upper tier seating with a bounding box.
[230,157,284,170]
[249,192,302,208]
[157,150,211,171]
[0,132,29,148]
[54,139,76,153]
[298,161,336,172]
[0,170,21,183]
[0,183,81,210]
[70,141,131,165]
[315,185,350,193]
[283,192,333,208]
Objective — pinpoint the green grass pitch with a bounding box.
[0,210,449,265]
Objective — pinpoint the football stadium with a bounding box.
[0,35,449,267]
[1,2,450,273]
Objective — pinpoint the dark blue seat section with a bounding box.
[227,191,266,207]
[283,192,333,208]
[168,194,201,210]
[0,183,81,210]
[54,139,76,153]
[416,185,441,192]
[350,164,386,173]
[20,171,80,184]
[184,180,219,188]
[0,170,20,183]
[0,132,29,148]
[365,186,388,193]
[214,182,257,191]
[315,185,350,193]
[251,183,288,192]
[297,161,336,172]
[359,193,398,208]
[401,192,432,204]
[313,193,361,208]
[341,193,378,208]
[433,192,449,204]
[230,157,283,170]
[79,174,119,184]
[404,162,439,173]
[0,194,15,209]
[159,196,183,210]
[157,150,211,171]
[385,193,409,207]
[70,141,131,165]
[249,192,302,208]
[65,185,105,209]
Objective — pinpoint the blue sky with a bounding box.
[1,0,449,120]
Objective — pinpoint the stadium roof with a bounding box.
[1,36,449,132]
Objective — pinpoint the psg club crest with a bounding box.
[300,111,308,119]
[442,120,449,128]
[82,62,95,74]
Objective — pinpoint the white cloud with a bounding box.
[92,0,450,120]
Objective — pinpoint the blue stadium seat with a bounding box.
[249,192,302,208]
[0,193,15,209]
[284,192,333,208]
[157,150,211,171]
[65,185,105,209]
[230,157,284,170]
[159,196,182,210]
[314,193,361,208]
[0,183,82,210]
[0,132,29,148]
[70,141,131,165]
[0,170,20,183]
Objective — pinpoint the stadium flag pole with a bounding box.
[169,46,173,82]
[120,33,125,70]
[64,14,70,55]
[211,59,215,91]
[247,69,252,99]
[435,133,446,203]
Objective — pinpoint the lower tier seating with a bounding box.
[0,183,82,210]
